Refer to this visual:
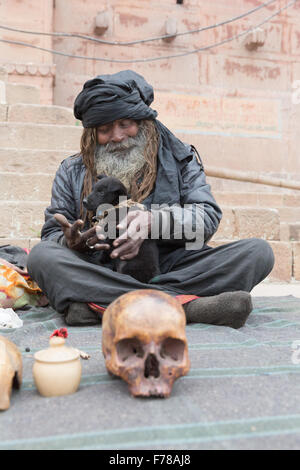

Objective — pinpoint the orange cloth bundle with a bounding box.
[0,263,45,310]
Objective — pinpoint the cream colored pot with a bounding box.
[33,336,81,397]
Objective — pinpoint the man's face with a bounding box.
[96,119,139,146]
[94,119,148,192]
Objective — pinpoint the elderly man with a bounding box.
[27,70,274,327]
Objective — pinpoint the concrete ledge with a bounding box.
[214,191,300,208]
[5,83,40,105]
[214,207,280,241]
[0,238,40,250]
[252,281,300,297]
[0,122,81,150]
[0,174,53,201]
[8,104,77,126]
[0,201,46,238]
[235,208,280,241]
[0,104,7,121]
[292,242,300,281]
[0,148,77,174]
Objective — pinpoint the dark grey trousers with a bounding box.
[27,238,274,313]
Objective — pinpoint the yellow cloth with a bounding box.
[0,264,43,309]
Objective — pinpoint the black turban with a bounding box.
[73,70,158,128]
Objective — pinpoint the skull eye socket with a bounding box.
[160,338,185,362]
[116,338,144,362]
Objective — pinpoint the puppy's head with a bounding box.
[83,175,128,213]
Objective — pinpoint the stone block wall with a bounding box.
[0,0,55,104]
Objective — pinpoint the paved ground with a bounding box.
[252,282,300,298]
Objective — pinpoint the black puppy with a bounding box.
[83,175,160,284]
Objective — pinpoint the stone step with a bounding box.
[0,173,53,202]
[0,122,81,150]
[1,189,294,241]
[0,195,281,242]
[0,104,7,120]
[6,103,77,126]
[0,202,45,239]
[278,207,300,224]
[213,192,300,226]
[0,175,283,221]
[289,224,300,242]
[4,82,40,105]
[0,237,40,251]
[213,191,300,208]
[0,148,77,174]
[1,149,298,210]
[214,207,280,242]
[177,129,300,184]
[280,223,300,241]
[294,242,300,281]
[207,175,298,195]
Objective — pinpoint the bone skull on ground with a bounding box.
[102,290,190,397]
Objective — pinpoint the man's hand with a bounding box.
[54,213,110,253]
[108,210,153,260]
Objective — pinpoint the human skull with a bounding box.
[102,290,190,397]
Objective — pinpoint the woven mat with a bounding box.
[1,296,300,450]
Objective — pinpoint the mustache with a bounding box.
[103,139,137,153]
[94,124,147,192]
[98,123,148,154]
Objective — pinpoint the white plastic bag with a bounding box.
[0,308,23,329]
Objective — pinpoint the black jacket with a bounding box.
[41,143,222,251]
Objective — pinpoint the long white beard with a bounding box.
[94,124,147,192]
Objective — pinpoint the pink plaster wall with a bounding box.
[0,0,55,104]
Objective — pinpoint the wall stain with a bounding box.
[224,59,281,81]
[118,13,148,27]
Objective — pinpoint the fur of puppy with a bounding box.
[83,175,160,284]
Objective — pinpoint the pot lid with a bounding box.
[34,336,80,363]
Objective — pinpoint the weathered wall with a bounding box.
[0,0,55,104]
[52,0,300,182]
[1,0,300,181]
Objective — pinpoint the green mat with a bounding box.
[1,296,300,450]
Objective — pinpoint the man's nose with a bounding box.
[110,125,125,143]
